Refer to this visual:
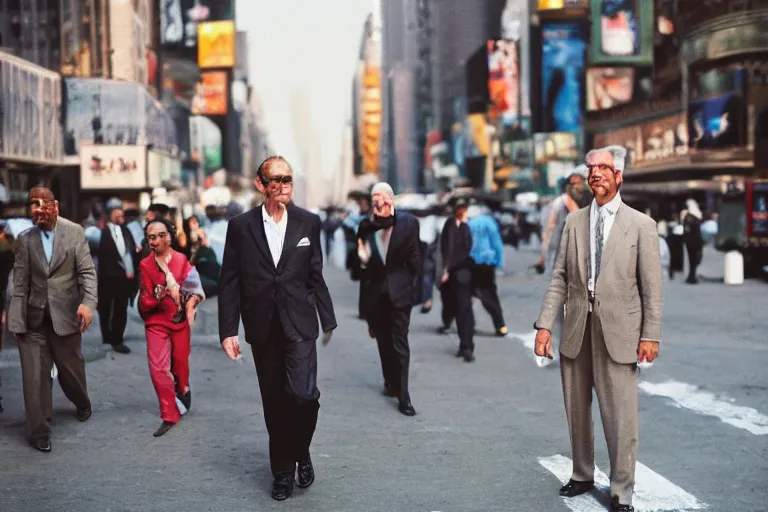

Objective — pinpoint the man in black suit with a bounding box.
[439,197,476,362]
[97,199,138,354]
[357,182,420,416]
[218,156,337,502]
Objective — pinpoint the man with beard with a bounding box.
[9,187,97,452]
[356,182,420,416]
[534,165,591,366]
[218,156,336,501]
[535,165,591,274]
[533,146,663,512]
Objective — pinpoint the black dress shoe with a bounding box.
[610,496,634,511]
[77,407,92,422]
[458,350,475,362]
[30,438,51,453]
[112,343,131,354]
[271,473,295,501]
[398,401,416,416]
[153,421,175,437]
[297,458,315,488]
[559,479,594,497]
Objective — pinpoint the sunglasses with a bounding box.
[266,175,293,185]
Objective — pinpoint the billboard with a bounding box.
[191,71,228,115]
[80,144,147,190]
[541,23,586,133]
[198,21,236,69]
[467,114,490,157]
[533,132,580,164]
[589,0,654,65]
[161,0,235,47]
[360,65,382,174]
[537,0,588,9]
[147,150,182,188]
[0,51,63,165]
[190,116,223,171]
[62,78,178,155]
[487,40,519,123]
[688,68,748,152]
[586,67,634,111]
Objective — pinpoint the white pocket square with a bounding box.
[297,237,310,247]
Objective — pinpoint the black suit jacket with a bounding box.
[218,203,337,346]
[98,224,139,286]
[358,212,421,318]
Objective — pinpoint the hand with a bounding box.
[126,273,134,279]
[368,327,375,339]
[534,328,554,359]
[77,304,93,333]
[1,311,5,325]
[638,340,660,363]
[168,285,181,306]
[322,331,333,346]
[186,299,197,326]
[222,336,241,361]
[440,271,449,284]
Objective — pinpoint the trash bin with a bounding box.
[724,250,744,285]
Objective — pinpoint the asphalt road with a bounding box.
[0,244,766,512]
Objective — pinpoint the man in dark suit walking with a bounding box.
[218,156,337,502]
[97,199,138,354]
[9,187,97,453]
[356,182,420,417]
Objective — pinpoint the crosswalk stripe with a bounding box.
[639,380,768,436]
[539,454,707,511]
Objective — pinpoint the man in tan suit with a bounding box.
[9,187,97,453]
[534,146,663,512]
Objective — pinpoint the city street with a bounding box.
[1,245,766,512]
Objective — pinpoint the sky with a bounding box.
[236,0,373,179]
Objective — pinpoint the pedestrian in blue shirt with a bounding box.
[467,206,508,336]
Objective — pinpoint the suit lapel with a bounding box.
[247,207,274,267]
[30,229,49,276]
[48,221,69,274]
[574,208,589,285]
[277,204,303,272]
[385,214,405,263]
[599,203,629,275]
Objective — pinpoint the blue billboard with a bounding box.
[541,22,587,133]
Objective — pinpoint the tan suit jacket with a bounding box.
[535,202,663,364]
[9,217,98,337]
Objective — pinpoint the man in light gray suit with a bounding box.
[9,187,97,453]
[533,146,663,512]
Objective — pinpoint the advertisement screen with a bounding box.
[467,114,490,157]
[161,0,235,47]
[590,0,653,65]
[586,67,634,111]
[487,39,519,123]
[537,0,588,9]
[541,23,586,133]
[688,68,747,151]
[191,71,227,115]
[360,66,382,174]
[533,132,579,164]
[751,182,768,236]
[198,21,235,69]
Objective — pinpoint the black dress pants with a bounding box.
[472,264,506,330]
[251,316,320,477]
[368,295,412,405]
[449,269,474,353]
[97,275,130,346]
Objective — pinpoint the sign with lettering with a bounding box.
[0,51,63,165]
[80,144,147,190]
[593,113,688,170]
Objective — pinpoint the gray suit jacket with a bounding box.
[535,202,663,364]
[9,217,98,337]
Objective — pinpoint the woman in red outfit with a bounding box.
[139,218,205,437]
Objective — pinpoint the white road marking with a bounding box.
[639,380,768,436]
[539,454,707,511]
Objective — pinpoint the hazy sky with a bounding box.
[236,0,373,177]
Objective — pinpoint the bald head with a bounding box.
[30,187,55,201]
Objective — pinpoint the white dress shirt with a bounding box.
[262,204,288,267]
[108,222,135,276]
[374,227,393,264]
[588,192,622,295]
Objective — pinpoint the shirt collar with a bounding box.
[592,192,622,216]
[262,203,287,228]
